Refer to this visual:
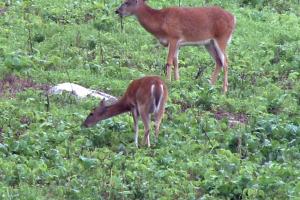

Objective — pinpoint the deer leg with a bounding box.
[211,65,222,86]
[153,105,165,144]
[132,108,139,147]
[140,111,151,147]
[173,48,180,80]
[214,38,230,93]
[166,40,178,81]
[205,41,223,85]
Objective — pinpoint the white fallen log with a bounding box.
[48,83,118,102]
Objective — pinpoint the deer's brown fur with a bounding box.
[116,0,236,92]
[83,76,168,147]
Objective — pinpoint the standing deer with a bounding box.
[82,76,168,147]
[115,0,236,93]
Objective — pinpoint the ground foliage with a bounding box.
[0,0,300,199]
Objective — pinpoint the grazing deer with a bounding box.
[116,0,236,93]
[82,76,168,147]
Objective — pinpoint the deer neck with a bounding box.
[102,98,130,120]
[134,4,162,36]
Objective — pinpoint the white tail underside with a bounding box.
[151,84,164,113]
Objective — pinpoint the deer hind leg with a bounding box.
[132,108,139,147]
[216,38,230,93]
[166,40,179,81]
[139,108,151,147]
[206,39,228,93]
[153,103,165,144]
[173,48,180,81]
[205,40,224,85]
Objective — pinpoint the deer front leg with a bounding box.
[166,40,178,81]
[173,48,180,80]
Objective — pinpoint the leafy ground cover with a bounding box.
[0,0,299,199]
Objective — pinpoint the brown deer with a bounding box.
[116,0,236,93]
[82,76,168,147]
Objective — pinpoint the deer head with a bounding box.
[115,0,147,17]
[82,100,107,127]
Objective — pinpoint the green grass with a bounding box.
[0,0,299,199]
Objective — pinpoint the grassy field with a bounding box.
[0,0,299,199]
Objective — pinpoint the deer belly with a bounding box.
[179,39,211,46]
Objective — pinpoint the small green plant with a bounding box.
[0,0,299,199]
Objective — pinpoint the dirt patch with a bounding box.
[20,116,31,126]
[172,99,193,112]
[0,74,49,97]
[0,7,7,15]
[84,13,95,22]
[214,110,248,128]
